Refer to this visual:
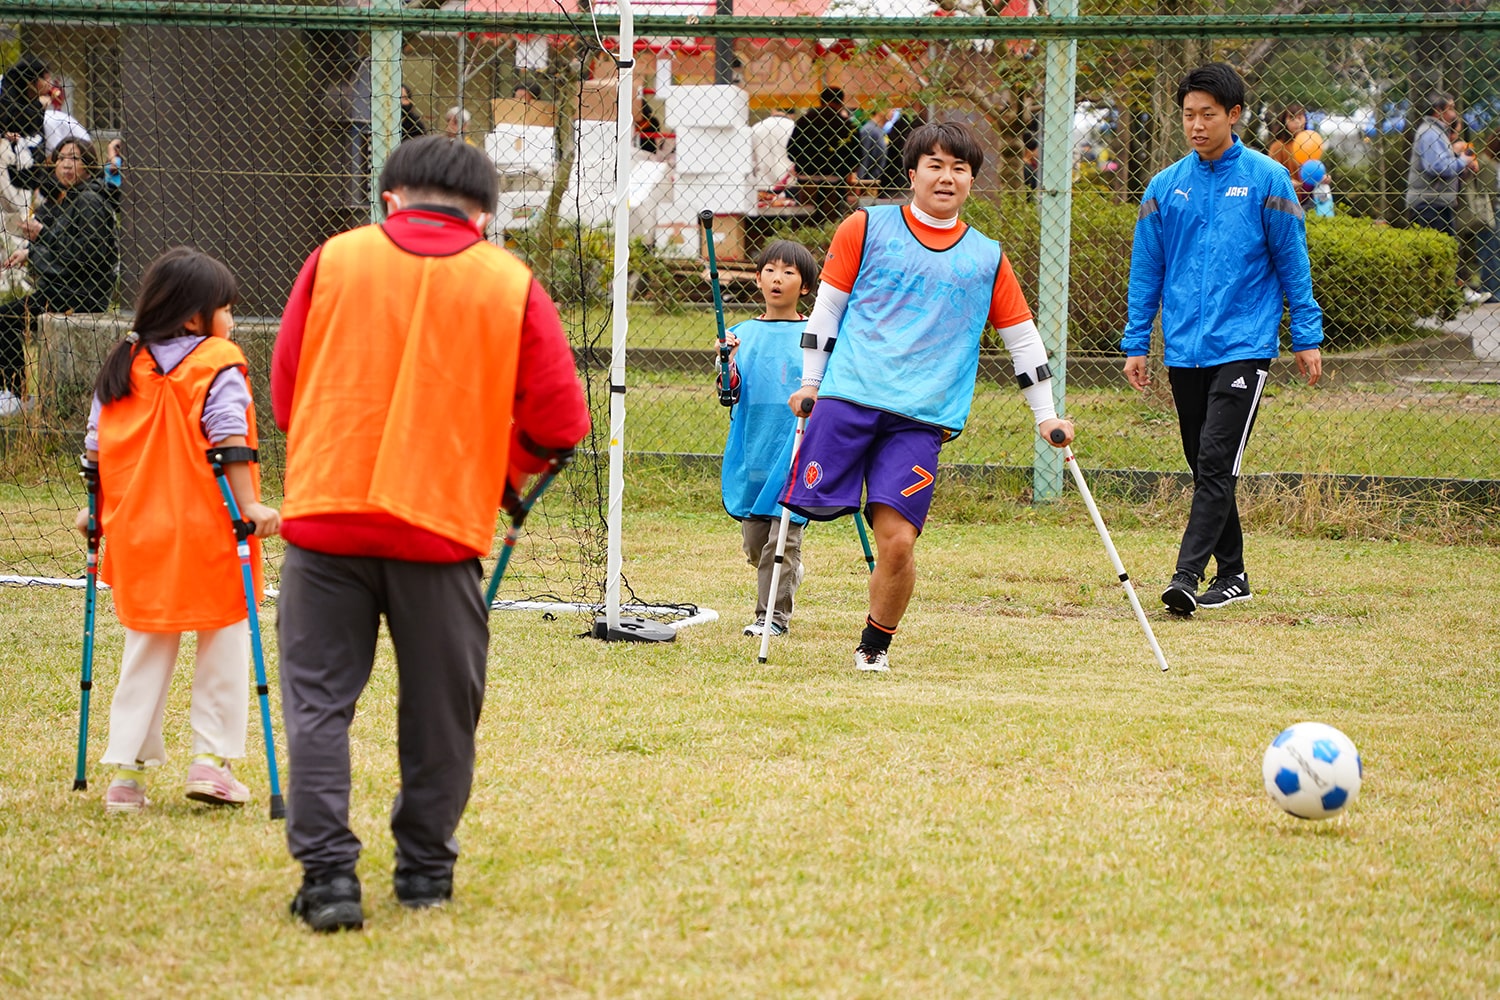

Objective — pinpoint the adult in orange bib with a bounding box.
[272,136,590,932]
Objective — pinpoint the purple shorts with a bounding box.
[782,398,943,532]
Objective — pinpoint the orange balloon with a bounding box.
[1291,129,1324,165]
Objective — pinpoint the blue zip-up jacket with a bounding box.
[1122,136,1323,367]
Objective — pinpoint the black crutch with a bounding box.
[206,447,286,819]
[485,449,576,609]
[73,456,100,790]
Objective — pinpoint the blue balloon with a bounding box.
[1300,159,1327,185]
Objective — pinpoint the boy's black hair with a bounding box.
[1176,63,1246,113]
[379,134,499,214]
[95,247,240,405]
[754,240,819,294]
[902,120,985,175]
[1426,92,1454,115]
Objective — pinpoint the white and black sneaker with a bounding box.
[744,619,788,637]
[854,644,890,672]
[1197,573,1252,609]
[1161,570,1200,615]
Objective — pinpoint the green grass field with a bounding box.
[2,468,1497,997]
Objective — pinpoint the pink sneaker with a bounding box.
[105,777,149,815]
[184,758,250,807]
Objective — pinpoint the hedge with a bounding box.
[967,192,1462,354]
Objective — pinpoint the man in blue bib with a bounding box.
[784,120,1074,673]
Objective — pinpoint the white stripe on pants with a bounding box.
[101,622,251,767]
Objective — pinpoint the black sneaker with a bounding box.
[1198,573,1252,609]
[394,870,453,909]
[1161,570,1200,615]
[290,873,364,932]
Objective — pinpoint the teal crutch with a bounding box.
[852,511,876,574]
[206,446,286,820]
[73,456,100,790]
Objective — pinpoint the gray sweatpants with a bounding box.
[740,516,804,629]
[277,544,488,881]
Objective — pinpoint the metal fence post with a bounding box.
[369,0,403,222]
[1033,0,1078,503]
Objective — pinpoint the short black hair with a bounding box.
[1176,63,1246,113]
[754,240,819,293]
[379,135,498,213]
[902,120,985,175]
[819,86,845,107]
[1426,92,1454,115]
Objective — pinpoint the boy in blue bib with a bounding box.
[718,240,820,637]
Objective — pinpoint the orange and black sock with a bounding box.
[860,615,896,652]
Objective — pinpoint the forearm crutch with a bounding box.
[758,400,813,665]
[853,511,876,574]
[1049,429,1170,673]
[699,210,735,406]
[73,456,100,791]
[485,449,576,609]
[206,447,286,819]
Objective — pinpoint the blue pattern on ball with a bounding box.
[1274,768,1300,795]
[1321,787,1348,811]
[1272,729,1295,748]
[1312,739,1340,764]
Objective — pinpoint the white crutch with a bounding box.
[758,399,813,665]
[1051,429,1170,673]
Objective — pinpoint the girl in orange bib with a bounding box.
[75,247,280,814]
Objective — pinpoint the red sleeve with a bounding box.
[272,246,323,431]
[988,252,1034,330]
[818,211,869,293]
[509,278,591,474]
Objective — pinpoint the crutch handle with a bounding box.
[1050,428,1066,444]
[799,398,813,415]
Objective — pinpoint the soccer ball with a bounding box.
[1261,722,1362,820]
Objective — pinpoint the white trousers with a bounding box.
[101,622,251,767]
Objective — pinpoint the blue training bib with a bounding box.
[721,318,809,523]
[819,204,1001,435]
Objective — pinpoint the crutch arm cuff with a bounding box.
[79,455,100,490]
[204,446,259,467]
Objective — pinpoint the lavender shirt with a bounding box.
[85,335,252,451]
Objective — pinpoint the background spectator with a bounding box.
[0,56,50,148]
[399,85,425,142]
[880,104,920,196]
[1477,132,1500,302]
[636,88,662,155]
[857,104,893,187]
[443,106,474,146]
[787,86,858,218]
[1405,93,1484,304]
[43,81,91,155]
[0,137,122,413]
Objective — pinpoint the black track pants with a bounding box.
[277,544,488,881]
[1167,359,1271,580]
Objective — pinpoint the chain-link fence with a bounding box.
[2,2,1499,585]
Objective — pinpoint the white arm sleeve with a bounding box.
[799,283,850,387]
[996,318,1057,423]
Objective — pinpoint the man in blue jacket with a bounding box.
[1122,63,1323,616]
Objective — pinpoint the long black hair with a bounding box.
[0,55,48,139]
[94,247,240,405]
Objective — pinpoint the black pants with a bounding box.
[1167,360,1271,580]
[277,544,489,881]
[0,295,34,395]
